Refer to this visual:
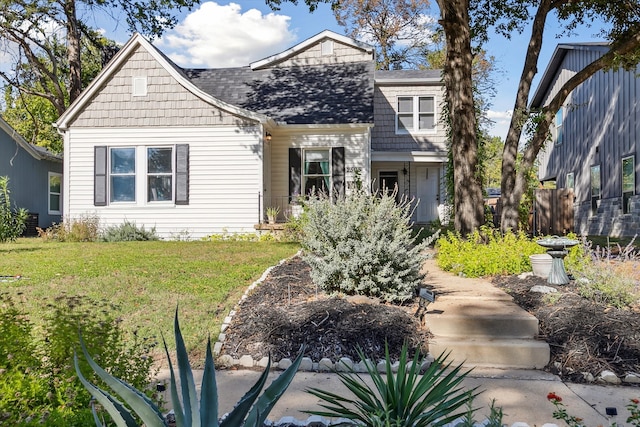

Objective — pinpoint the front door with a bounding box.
[416,167,438,223]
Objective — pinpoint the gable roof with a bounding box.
[55,33,271,131]
[250,30,374,70]
[530,42,609,108]
[0,116,62,162]
[185,60,375,125]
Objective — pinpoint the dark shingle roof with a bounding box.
[184,61,375,125]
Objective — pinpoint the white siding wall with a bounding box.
[268,127,370,201]
[64,127,262,239]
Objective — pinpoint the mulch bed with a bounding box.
[220,255,640,383]
[219,256,430,363]
[493,273,640,382]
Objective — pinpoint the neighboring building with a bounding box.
[0,117,63,234]
[533,43,640,237]
[55,31,448,239]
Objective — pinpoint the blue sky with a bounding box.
[93,0,609,140]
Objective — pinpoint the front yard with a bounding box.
[0,239,299,364]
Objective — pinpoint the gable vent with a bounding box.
[132,76,147,97]
[321,40,334,56]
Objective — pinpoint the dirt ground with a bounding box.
[220,256,640,383]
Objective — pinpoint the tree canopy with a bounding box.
[0,0,198,150]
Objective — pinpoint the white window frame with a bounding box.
[108,146,175,205]
[622,155,635,214]
[48,172,62,215]
[146,147,175,203]
[303,148,331,195]
[554,108,563,145]
[566,172,574,190]
[395,95,436,135]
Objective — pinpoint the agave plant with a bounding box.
[75,309,304,427]
[306,343,478,427]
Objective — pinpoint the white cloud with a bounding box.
[156,2,297,68]
[485,109,513,140]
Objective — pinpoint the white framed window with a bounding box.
[132,76,147,97]
[555,108,563,145]
[147,147,174,202]
[110,147,136,202]
[396,96,436,134]
[48,172,62,214]
[622,155,635,214]
[303,149,331,195]
[321,40,334,56]
[590,164,601,215]
[566,172,574,190]
[108,146,175,204]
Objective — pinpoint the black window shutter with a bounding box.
[175,144,189,205]
[94,146,107,206]
[331,146,345,197]
[289,148,301,199]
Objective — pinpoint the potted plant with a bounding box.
[266,206,280,224]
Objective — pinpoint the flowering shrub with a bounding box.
[547,392,640,427]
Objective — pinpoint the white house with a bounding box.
[55,31,448,239]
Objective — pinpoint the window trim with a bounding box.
[302,148,332,195]
[566,172,574,190]
[555,108,563,146]
[590,164,601,215]
[622,155,635,214]
[146,146,175,204]
[109,147,137,204]
[395,95,436,135]
[48,172,62,215]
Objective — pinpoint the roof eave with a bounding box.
[250,30,374,70]
[55,33,271,131]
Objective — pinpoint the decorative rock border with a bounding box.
[212,252,436,373]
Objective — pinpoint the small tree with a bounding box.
[0,176,28,242]
[300,189,429,303]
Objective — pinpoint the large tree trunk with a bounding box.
[64,0,82,104]
[438,0,484,235]
[499,0,551,233]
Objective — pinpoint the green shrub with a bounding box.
[40,214,100,242]
[0,293,156,425]
[300,190,428,303]
[0,176,28,243]
[101,220,159,241]
[569,236,640,309]
[436,227,544,277]
[76,309,304,427]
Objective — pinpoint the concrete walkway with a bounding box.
[156,256,640,426]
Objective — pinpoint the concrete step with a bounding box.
[428,336,551,369]
[425,299,540,339]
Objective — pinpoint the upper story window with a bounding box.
[554,108,563,145]
[48,172,62,215]
[396,96,436,134]
[622,155,635,214]
[590,164,601,215]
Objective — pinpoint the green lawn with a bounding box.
[0,239,299,365]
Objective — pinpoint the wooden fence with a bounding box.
[532,189,574,236]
